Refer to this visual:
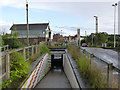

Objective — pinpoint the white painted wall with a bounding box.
[63,54,79,88]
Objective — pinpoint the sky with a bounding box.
[0,0,119,36]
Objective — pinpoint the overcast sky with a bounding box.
[0,0,119,36]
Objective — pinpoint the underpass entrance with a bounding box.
[51,54,63,69]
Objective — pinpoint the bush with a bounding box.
[2,51,30,88]
[3,38,25,49]
[29,52,41,63]
[40,44,50,54]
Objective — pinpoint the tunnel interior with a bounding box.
[51,54,63,69]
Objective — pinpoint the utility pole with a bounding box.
[94,16,98,33]
[112,3,117,48]
[26,0,29,46]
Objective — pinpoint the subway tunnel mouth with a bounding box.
[51,54,63,70]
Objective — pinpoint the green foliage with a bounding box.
[12,29,18,38]
[2,51,30,88]
[2,33,11,39]
[40,44,50,54]
[2,31,25,49]
[29,52,41,63]
[68,44,107,88]
[3,38,25,49]
[84,32,108,46]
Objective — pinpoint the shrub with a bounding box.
[3,38,25,49]
[40,44,50,54]
[2,51,30,88]
[29,52,41,63]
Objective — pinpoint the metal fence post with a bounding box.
[107,63,113,88]
[6,51,10,79]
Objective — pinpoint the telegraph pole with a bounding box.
[26,0,29,46]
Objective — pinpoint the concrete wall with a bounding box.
[63,54,79,88]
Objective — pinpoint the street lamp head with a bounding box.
[115,3,117,6]
[94,16,97,18]
[112,3,117,6]
[112,4,115,6]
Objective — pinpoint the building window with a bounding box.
[42,31,46,35]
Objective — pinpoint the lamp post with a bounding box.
[112,3,117,48]
[94,16,98,33]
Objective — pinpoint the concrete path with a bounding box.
[35,69,71,88]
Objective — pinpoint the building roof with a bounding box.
[10,23,50,30]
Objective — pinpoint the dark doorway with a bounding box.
[51,54,63,69]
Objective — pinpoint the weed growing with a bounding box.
[67,44,107,88]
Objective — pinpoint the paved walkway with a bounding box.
[35,69,71,88]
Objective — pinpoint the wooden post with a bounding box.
[4,47,5,51]
[35,45,37,54]
[6,51,10,79]
[32,45,34,56]
[27,47,29,60]
[107,63,113,88]
[39,44,40,53]
[23,47,26,60]
[7,45,8,51]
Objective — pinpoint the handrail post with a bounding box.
[4,46,5,51]
[35,45,37,54]
[28,47,30,60]
[6,50,10,79]
[32,45,34,56]
[7,45,8,51]
[107,63,113,88]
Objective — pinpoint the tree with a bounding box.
[83,32,108,46]
[2,29,25,48]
